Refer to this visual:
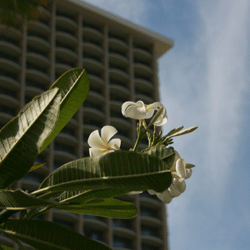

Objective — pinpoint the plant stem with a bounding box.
[133,120,144,151]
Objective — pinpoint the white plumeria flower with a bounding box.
[121,100,168,126]
[88,125,121,157]
[148,156,192,204]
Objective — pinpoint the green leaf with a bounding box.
[0,220,111,250]
[143,145,175,166]
[57,198,138,219]
[0,88,61,189]
[36,150,173,195]
[59,188,129,204]
[0,190,54,210]
[29,163,46,172]
[39,68,89,153]
[0,245,15,250]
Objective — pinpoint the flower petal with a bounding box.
[185,169,192,179]
[168,180,182,197]
[101,125,118,144]
[156,189,172,203]
[108,138,121,150]
[176,158,187,179]
[153,114,168,126]
[87,130,105,148]
[173,179,186,193]
[121,101,147,119]
[89,147,107,157]
[146,102,168,126]
[147,189,156,195]
[128,191,143,195]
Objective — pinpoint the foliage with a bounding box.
[0,68,197,249]
[0,0,49,27]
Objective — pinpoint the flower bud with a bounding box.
[185,169,192,179]
[156,189,172,203]
[168,182,181,197]
[148,189,156,195]
[173,178,186,193]
[176,158,186,179]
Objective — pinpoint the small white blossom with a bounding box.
[88,125,121,157]
[121,100,168,126]
[156,189,172,204]
[148,155,192,203]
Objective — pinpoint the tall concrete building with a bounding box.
[0,0,174,249]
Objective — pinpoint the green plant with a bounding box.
[0,68,197,250]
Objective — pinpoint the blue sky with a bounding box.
[82,1,250,249]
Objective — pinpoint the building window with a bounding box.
[22,172,45,183]
[113,218,133,230]
[142,243,159,250]
[140,207,158,219]
[84,227,105,242]
[0,104,17,116]
[60,126,76,137]
[113,235,132,249]
[54,142,75,155]
[0,87,17,99]
[141,225,159,237]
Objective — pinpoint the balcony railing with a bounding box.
[27,46,48,58]
[0,69,18,81]
[26,63,47,73]
[84,102,103,111]
[56,26,76,37]
[134,73,151,82]
[0,87,17,99]
[56,41,75,52]
[0,52,19,63]
[25,80,47,91]
[60,126,76,137]
[109,47,126,57]
[0,36,19,46]
[140,207,158,219]
[0,105,17,116]
[27,31,48,41]
[141,225,159,237]
[56,10,75,22]
[134,59,151,67]
[133,44,151,53]
[54,142,75,155]
[113,219,133,230]
[56,57,75,68]
[22,172,44,183]
[113,235,132,249]
[83,37,102,47]
[83,118,103,128]
[83,22,102,33]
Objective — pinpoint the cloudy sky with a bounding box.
[82,1,250,249]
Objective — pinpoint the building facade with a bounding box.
[0,0,174,249]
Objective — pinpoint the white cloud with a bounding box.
[198,0,249,196]
[159,0,249,248]
[160,0,249,201]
